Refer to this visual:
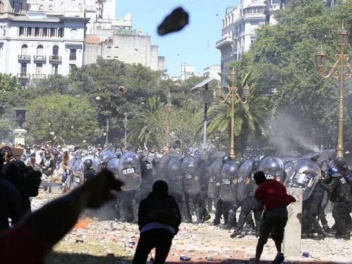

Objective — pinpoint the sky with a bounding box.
[116,0,239,77]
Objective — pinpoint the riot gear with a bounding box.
[258,156,285,182]
[83,159,93,170]
[222,155,231,164]
[284,159,321,201]
[118,152,142,191]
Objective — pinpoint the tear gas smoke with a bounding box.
[265,113,320,155]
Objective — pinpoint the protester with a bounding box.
[0,154,22,230]
[132,180,181,264]
[253,171,296,264]
[0,168,124,264]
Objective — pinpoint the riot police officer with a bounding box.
[321,163,352,240]
[231,159,262,238]
[83,159,97,182]
[133,152,155,219]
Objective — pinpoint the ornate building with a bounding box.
[216,0,288,76]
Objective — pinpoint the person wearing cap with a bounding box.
[132,180,181,264]
[253,171,296,264]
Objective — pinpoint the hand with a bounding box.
[81,169,124,209]
[307,178,315,188]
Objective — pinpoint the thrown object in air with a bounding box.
[157,7,189,36]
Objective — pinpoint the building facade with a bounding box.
[203,65,221,81]
[84,14,165,72]
[0,0,164,85]
[216,0,285,75]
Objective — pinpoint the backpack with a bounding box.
[147,194,180,225]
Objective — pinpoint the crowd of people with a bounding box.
[1,142,352,263]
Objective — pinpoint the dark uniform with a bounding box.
[322,164,352,240]
[302,180,326,239]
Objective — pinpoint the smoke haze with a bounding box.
[265,112,320,155]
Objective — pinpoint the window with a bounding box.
[43,28,47,37]
[35,27,39,37]
[50,28,55,37]
[69,49,76,60]
[39,5,43,10]
[27,27,32,36]
[20,63,27,76]
[58,28,63,38]
[37,45,43,56]
[19,27,24,36]
[49,5,53,10]
[53,45,59,57]
[21,44,28,55]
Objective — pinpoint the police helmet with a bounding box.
[222,155,231,164]
[328,165,341,178]
[83,159,93,169]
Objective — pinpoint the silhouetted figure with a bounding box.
[132,180,181,264]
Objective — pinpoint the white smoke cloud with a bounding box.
[265,112,320,155]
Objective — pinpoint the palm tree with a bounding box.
[128,96,166,148]
[207,73,272,156]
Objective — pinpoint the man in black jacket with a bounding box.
[132,180,181,264]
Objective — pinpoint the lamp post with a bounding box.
[315,24,352,158]
[216,68,250,159]
[123,112,128,149]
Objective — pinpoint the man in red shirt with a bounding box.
[253,171,296,264]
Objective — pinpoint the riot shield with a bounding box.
[165,156,183,195]
[284,159,321,200]
[207,158,223,199]
[82,155,102,172]
[284,159,298,182]
[117,152,142,191]
[106,157,119,177]
[236,160,253,204]
[68,157,83,177]
[181,155,201,195]
[258,156,285,182]
[219,160,238,202]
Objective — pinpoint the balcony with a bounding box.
[69,55,77,61]
[33,55,46,63]
[216,35,233,49]
[49,55,62,64]
[31,74,46,79]
[17,73,30,80]
[18,55,31,63]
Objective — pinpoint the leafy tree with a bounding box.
[127,96,166,148]
[26,94,100,144]
[207,69,271,155]
[0,73,22,115]
[238,0,352,152]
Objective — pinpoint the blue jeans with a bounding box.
[62,170,69,183]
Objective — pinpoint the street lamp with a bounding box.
[315,24,352,158]
[216,68,250,159]
[123,112,128,149]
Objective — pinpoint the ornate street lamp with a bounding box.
[315,24,352,158]
[216,68,250,159]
